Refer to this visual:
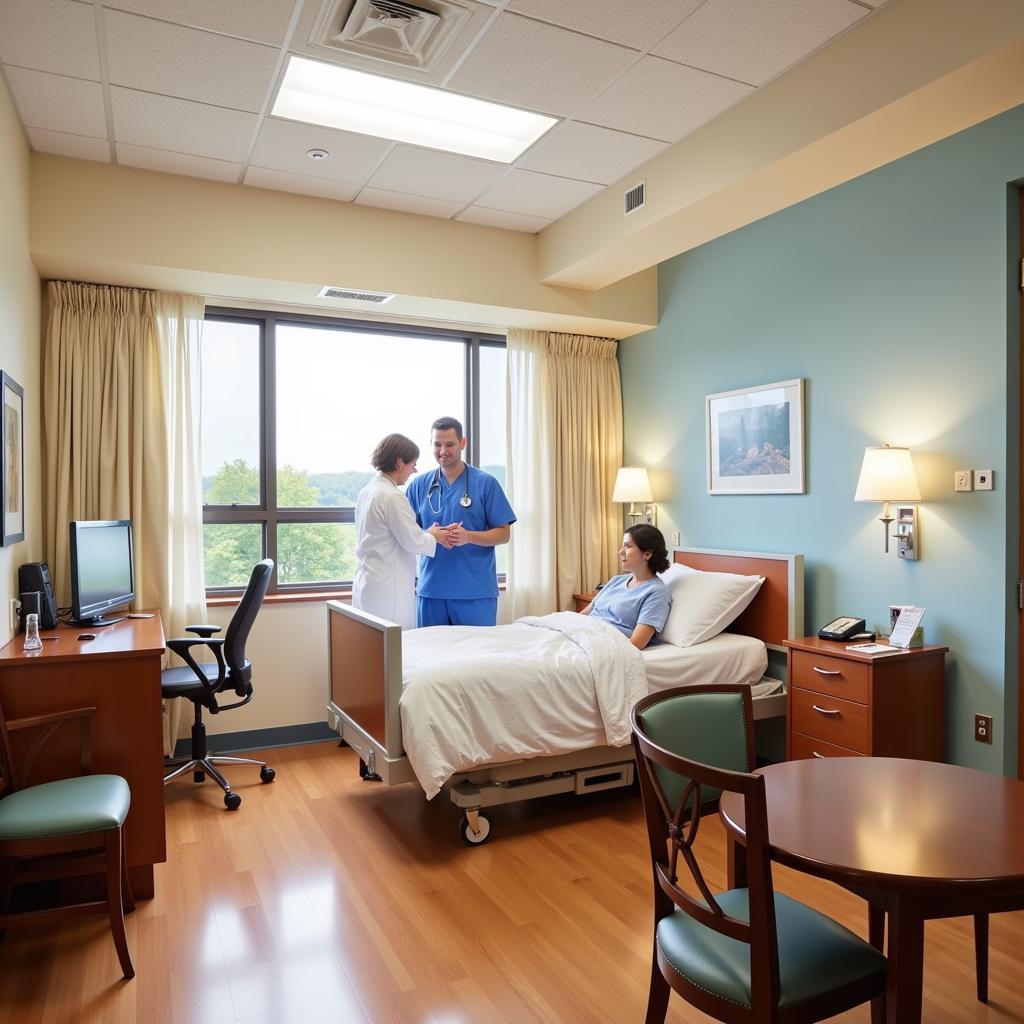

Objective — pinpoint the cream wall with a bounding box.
[0,79,41,649]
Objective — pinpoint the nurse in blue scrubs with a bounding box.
[580,524,671,650]
[406,416,516,628]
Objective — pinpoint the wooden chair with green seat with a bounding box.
[631,683,886,1024]
[0,701,134,980]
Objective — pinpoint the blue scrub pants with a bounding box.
[417,597,498,628]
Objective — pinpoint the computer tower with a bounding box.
[17,562,59,630]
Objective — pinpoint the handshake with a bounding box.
[428,522,469,549]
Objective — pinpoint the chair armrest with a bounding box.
[185,624,221,638]
[6,706,96,787]
[166,637,226,696]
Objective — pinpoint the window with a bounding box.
[201,310,505,593]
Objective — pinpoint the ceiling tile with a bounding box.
[111,88,257,161]
[367,146,504,204]
[518,121,667,186]
[507,0,704,52]
[250,118,391,185]
[102,0,296,47]
[5,67,107,137]
[653,0,866,87]
[117,143,241,182]
[244,166,362,202]
[456,207,552,233]
[290,0,497,88]
[27,127,111,162]
[104,10,279,112]
[474,169,601,220]
[0,0,100,80]
[579,55,752,143]
[355,188,464,219]
[447,13,637,117]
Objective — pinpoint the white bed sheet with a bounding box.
[641,632,767,691]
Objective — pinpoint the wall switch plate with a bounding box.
[671,531,680,546]
[975,469,994,491]
[954,470,972,491]
[975,713,993,744]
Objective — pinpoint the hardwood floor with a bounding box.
[1,741,1023,1023]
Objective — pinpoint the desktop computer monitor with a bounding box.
[69,520,135,627]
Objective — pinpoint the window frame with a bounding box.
[202,306,505,595]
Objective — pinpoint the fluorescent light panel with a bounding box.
[272,56,557,163]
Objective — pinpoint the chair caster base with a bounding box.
[260,766,276,783]
[224,792,241,810]
[193,770,205,783]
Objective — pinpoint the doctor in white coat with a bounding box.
[353,433,451,629]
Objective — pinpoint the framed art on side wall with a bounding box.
[706,378,805,495]
[1,372,25,545]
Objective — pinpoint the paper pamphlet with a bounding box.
[890,606,925,649]
[846,643,900,655]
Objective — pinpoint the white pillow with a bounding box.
[658,564,765,647]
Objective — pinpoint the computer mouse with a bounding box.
[77,633,97,641]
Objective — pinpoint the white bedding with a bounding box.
[399,613,767,799]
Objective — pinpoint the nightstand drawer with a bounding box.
[791,649,870,704]
[792,688,869,754]
[791,731,867,760]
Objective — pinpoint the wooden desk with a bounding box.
[0,614,166,898]
[720,757,1024,1023]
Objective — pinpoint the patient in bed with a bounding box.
[580,524,671,650]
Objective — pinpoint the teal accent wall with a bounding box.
[620,104,1024,773]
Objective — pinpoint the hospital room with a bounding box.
[0,0,1022,1021]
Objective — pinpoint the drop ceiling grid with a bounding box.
[1,0,888,232]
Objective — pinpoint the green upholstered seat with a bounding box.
[0,774,130,840]
[657,888,886,1010]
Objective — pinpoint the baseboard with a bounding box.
[173,721,336,758]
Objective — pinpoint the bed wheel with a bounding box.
[358,758,382,782]
[459,811,492,846]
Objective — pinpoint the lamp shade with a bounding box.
[612,467,654,503]
[854,445,921,502]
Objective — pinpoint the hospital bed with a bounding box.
[325,548,803,844]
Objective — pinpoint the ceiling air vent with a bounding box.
[318,286,397,304]
[624,180,645,216]
[310,0,471,71]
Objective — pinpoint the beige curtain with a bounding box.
[505,330,622,618]
[43,282,207,754]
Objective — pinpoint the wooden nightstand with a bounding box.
[573,591,597,613]
[784,636,947,762]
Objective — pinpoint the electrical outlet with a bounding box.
[975,713,993,744]
[8,598,20,633]
[954,470,972,491]
[671,532,680,546]
[975,469,994,491]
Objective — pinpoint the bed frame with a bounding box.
[325,548,804,844]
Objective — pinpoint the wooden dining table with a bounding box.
[719,757,1024,1023]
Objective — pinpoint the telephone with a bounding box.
[817,616,866,641]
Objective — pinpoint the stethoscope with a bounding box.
[427,465,473,516]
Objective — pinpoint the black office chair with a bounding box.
[162,560,275,810]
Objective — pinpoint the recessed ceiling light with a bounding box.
[306,148,330,161]
[272,55,558,163]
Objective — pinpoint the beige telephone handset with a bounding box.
[817,616,866,641]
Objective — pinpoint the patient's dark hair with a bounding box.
[431,416,463,440]
[626,524,670,575]
[372,433,419,472]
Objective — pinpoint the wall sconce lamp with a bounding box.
[613,466,656,525]
[854,444,921,558]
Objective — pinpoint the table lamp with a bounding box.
[854,444,921,555]
[612,466,655,524]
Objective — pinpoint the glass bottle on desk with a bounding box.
[23,612,42,651]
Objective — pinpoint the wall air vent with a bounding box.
[310,0,471,71]
[624,180,645,216]
[318,286,397,304]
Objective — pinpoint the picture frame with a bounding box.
[1,372,25,545]
[706,378,805,495]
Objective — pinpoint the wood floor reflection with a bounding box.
[1,741,1022,1023]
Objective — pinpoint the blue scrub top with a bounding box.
[406,464,516,599]
[589,574,671,640]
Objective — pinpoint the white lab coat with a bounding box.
[353,473,437,630]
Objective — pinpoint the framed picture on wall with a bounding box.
[706,378,805,495]
[1,372,25,545]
